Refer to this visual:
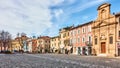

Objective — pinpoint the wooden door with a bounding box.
[101,42,106,53]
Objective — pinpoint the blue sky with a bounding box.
[0,0,120,38]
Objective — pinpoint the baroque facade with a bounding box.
[92,3,120,57]
[115,13,120,56]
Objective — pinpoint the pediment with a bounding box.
[97,21,107,27]
[92,20,116,29]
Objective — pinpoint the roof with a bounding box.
[115,12,120,17]
[51,36,59,39]
[97,3,111,10]
[38,36,50,40]
[59,26,74,31]
[70,21,93,30]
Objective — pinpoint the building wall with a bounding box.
[92,3,117,57]
[50,36,60,53]
[70,22,92,55]
[38,36,50,53]
[11,40,21,52]
[32,39,37,53]
[116,14,120,56]
[27,39,32,53]
[59,27,72,54]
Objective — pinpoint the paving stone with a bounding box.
[0,54,120,68]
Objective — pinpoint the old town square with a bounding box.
[0,0,120,68]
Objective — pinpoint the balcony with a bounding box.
[85,41,92,46]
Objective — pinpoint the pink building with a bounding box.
[70,21,92,55]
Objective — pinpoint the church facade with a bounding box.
[92,3,120,57]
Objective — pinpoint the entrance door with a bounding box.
[118,48,120,56]
[117,42,120,56]
[101,42,106,53]
[78,47,81,55]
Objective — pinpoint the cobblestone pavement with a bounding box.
[0,54,120,68]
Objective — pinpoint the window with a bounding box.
[68,32,69,36]
[119,31,120,38]
[76,38,77,43]
[101,9,106,19]
[88,36,91,43]
[74,38,76,43]
[70,39,72,44]
[60,34,61,38]
[95,38,97,45]
[88,26,91,32]
[78,38,80,43]
[63,33,66,38]
[74,30,76,36]
[71,32,73,36]
[78,30,80,34]
[82,28,85,33]
[109,36,113,44]
[82,37,85,43]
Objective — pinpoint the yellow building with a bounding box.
[11,40,21,52]
[92,3,120,57]
[59,26,73,54]
[37,36,50,53]
[50,36,60,53]
[115,12,120,56]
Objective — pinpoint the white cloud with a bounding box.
[51,0,64,5]
[65,0,107,14]
[0,0,64,38]
[0,0,108,38]
[54,9,63,19]
[54,0,108,25]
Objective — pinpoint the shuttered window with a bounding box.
[109,36,113,44]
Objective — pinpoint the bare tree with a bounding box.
[0,30,12,52]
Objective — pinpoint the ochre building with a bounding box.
[50,36,60,53]
[92,3,120,57]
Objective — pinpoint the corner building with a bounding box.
[92,3,120,57]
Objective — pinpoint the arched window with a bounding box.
[95,38,97,45]
[109,36,113,44]
[101,9,106,19]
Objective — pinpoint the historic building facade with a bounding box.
[92,3,120,57]
[27,38,32,53]
[70,22,92,55]
[59,26,73,54]
[11,40,21,52]
[50,36,60,53]
[37,36,50,53]
[32,38,37,53]
[115,13,120,56]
